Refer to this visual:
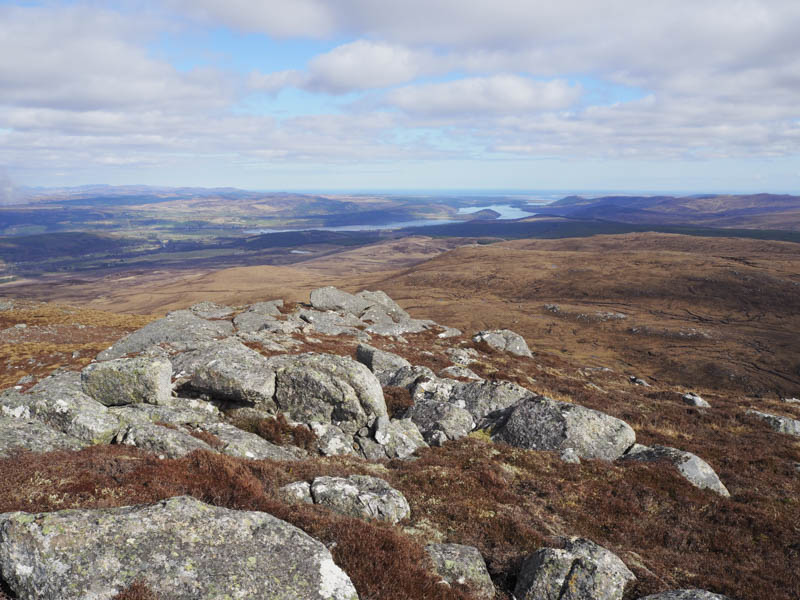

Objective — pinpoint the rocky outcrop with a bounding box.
[514,537,635,600]
[484,395,636,461]
[404,399,475,446]
[682,393,710,408]
[97,310,234,360]
[0,495,359,600]
[173,339,277,410]
[425,543,494,599]
[188,301,234,319]
[1,373,121,444]
[81,356,172,406]
[0,415,86,457]
[621,445,730,497]
[305,475,411,524]
[746,409,800,437]
[272,353,387,435]
[113,422,213,458]
[199,422,299,461]
[356,343,411,385]
[472,329,533,357]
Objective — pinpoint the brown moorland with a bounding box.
[1,231,799,599]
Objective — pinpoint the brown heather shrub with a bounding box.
[111,580,159,600]
[186,429,225,450]
[383,385,414,418]
[229,413,318,452]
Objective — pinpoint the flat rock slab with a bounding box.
[97,310,234,361]
[746,409,800,437]
[472,329,533,357]
[189,301,234,319]
[310,475,411,524]
[0,495,359,600]
[113,422,212,458]
[515,537,635,600]
[200,422,298,461]
[621,445,730,497]
[356,344,411,385]
[310,286,372,315]
[486,395,636,461]
[81,357,172,406]
[404,399,475,446]
[426,543,494,599]
[0,415,86,457]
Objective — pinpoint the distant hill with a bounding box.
[536,193,800,230]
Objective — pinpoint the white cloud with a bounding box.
[387,76,582,115]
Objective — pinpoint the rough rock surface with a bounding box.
[356,343,411,384]
[97,310,234,361]
[621,445,730,497]
[514,537,635,600]
[486,395,636,460]
[189,301,234,319]
[0,415,86,457]
[369,416,427,459]
[200,422,298,461]
[0,495,359,600]
[232,309,278,333]
[174,339,277,409]
[425,543,494,599]
[682,393,710,408]
[638,591,732,600]
[1,373,121,444]
[310,286,372,315]
[309,475,411,524]
[113,422,213,458]
[272,353,387,434]
[81,357,172,406]
[746,409,800,437]
[404,399,475,446]
[472,329,533,357]
[109,401,220,426]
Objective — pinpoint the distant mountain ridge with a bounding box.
[537,193,800,230]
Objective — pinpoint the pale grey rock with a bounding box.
[237,330,301,352]
[486,395,636,461]
[783,397,800,404]
[560,447,582,464]
[278,481,313,504]
[0,299,14,311]
[189,301,234,319]
[81,357,172,406]
[637,591,732,600]
[249,299,284,315]
[446,347,478,366]
[200,422,298,461]
[621,445,730,497]
[356,343,411,384]
[311,422,357,456]
[2,372,121,444]
[404,400,475,446]
[298,309,369,339]
[109,401,220,426]
[174,339,277,410]
[0,415,86,457]
[438,365,482,380]
[629,376,651,387]
[425,543,494,599]
[355,290,410,321]
[310,475,410,524]
[411,376,532,422]
[682,393,710,408]
[371,416,427,459]
[515,537,635,600]
[366,319,433,337]
[359,305,395,327]
[383,365,436,390]
[272,353,387,435]
[113,422,213,458]
[310,286,372,315]
[437,327,462,339]
[233,310,278,333]
[472,329,533,357]
[97,310,234,360]
[0,495,359,600]
[747,409,800,437]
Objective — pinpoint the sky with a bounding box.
[1,0,799,193]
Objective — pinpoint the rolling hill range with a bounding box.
[534,193,800,230]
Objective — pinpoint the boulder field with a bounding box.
[0,287,741,599]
